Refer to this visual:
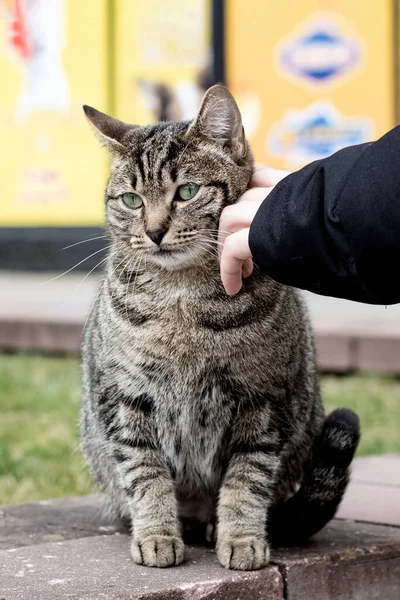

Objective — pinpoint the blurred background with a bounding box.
[0,0,399,505]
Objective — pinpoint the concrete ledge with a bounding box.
[2,455,400,600]
[1,507,399,600]
[1,534,284,600]
[0,494,124,551]
[273,520,400,600]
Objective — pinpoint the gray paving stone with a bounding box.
[1,520,400,600]
[337,454,400,526]
[0,495,125,551]
[337,482,400,526]
[0,536,284,600]
[350,454,400,486]
[1,490,400,600]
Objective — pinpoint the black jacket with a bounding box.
[249,125,400,305]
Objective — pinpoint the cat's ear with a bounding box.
[83,105,134,152]
[187,84,246,160]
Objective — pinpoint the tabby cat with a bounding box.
[80,85,360,571]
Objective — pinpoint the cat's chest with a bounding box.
[120,287,259,364]
[155,385,230,491]
[126,279,257,328]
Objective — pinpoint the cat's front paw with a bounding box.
[216,535,270,570]
[131,535,185,568]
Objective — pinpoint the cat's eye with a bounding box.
[177,183,199,201]
[122,192,143,209]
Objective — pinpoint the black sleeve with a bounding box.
[249,125,400,305]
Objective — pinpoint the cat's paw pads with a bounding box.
[131,535,185,568]
[217,536,270,570]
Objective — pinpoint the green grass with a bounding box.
[322,374,400,456]
[0,354,399,505]
[0,355,91,505]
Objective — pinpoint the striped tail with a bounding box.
[268,408,360,546]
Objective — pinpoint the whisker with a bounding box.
[76,256,109,289]
[42,246,114,285]
[195,239,219,253]
[190,242,219,262]
[124,255,136,321]
[196,236,223,251]
[130,253,144,293]
[81,280,105,336]
[199,229,231,245]
[201,229,232,236]
[81,242,125,335]
[199,237,224,248]
[116,252,138,292]
[125,253,144,321]
[187,245,207,270]
[48,234,108,257]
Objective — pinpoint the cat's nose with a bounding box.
[146,227,168,246]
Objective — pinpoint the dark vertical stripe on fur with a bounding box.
[136,155,146,185]
[157,141,179,182]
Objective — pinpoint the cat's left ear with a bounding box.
[83,105,135,152]
[186,84,246,160]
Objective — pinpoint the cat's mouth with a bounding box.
[146,243,205,270]
[150,244,186,256]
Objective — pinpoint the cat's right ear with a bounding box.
[185,84,247,161]
[83,106,134,153]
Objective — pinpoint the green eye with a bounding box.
[122,192,143,209]
[177,183,199,201]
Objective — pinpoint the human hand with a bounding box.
[219,167,289,296]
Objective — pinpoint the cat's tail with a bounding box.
[268,408,360,546]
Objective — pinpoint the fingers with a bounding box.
[220,229,252,296]
[218,188,271,239]
[218,165,288,295]
[250,166,290,188]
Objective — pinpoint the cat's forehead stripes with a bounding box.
[155,138,183,184]
[129,123,189,189]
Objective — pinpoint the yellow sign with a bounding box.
[0,0,109,226]
[226,0,394,170]
[115,0,211,125]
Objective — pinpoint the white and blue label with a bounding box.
[276,14,364,88]
[268,102,373,168]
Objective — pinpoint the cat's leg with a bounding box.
[216,406,280,571]
[117,449,184,567]
[101,388,184,568]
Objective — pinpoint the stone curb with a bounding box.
[1,495,400,600]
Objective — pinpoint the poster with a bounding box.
[225,0,394,170]
[115,0,211,125]
[0,0,108,226]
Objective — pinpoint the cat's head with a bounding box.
[84,84,253,271]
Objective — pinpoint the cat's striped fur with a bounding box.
[80,85,360,570]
